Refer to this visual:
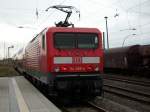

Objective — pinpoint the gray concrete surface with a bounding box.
[0,76,61,112]
[0,77,9,112]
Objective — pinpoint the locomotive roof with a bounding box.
[29,27,101,43]
[47,27,101,33]
[30,28,47,43]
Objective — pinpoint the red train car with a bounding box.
[20,27,103,97]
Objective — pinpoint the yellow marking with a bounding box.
[12,78,30,112]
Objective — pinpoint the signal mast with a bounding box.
[45,5,80,27]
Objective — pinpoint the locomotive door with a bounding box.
[39,33,47,73]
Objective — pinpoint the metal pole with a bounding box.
[8,47,10,59]
[3,41,5,64]
[103,32,105,50]
[104,16,109,49]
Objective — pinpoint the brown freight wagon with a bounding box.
[139,45,150,71]
[104,45,143,72]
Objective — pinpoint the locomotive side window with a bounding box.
[54,33,98,49]
[42,34,45,50]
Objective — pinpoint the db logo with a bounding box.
[73,57,82,64]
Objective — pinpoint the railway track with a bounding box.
[60,101,107,112]
[102,74,150,87]
[102,74,150,105]
[104,84,150,105]
[87,101,107,112]
[102,74,150,112]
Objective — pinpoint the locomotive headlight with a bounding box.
[60,66,68,71]
[54,67,60,72]
[95,66,99,71]
[87,66,93,71]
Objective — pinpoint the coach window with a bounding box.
[42,34,45,50]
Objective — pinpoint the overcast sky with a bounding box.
[0,0,150,58]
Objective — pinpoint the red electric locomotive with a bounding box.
[24,27,103,96]
[16,5,104,98]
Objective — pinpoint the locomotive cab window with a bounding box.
[77,34,98,49]
[42,34,45,50]
[54,33,98,49]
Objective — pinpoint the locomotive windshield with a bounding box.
[54,33,98,49]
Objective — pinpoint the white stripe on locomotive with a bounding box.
[54,57,100,64]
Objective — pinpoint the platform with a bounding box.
[0,76,61,112]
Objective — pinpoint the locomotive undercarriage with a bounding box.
[50,73,103,98]
[23,70,103,98]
